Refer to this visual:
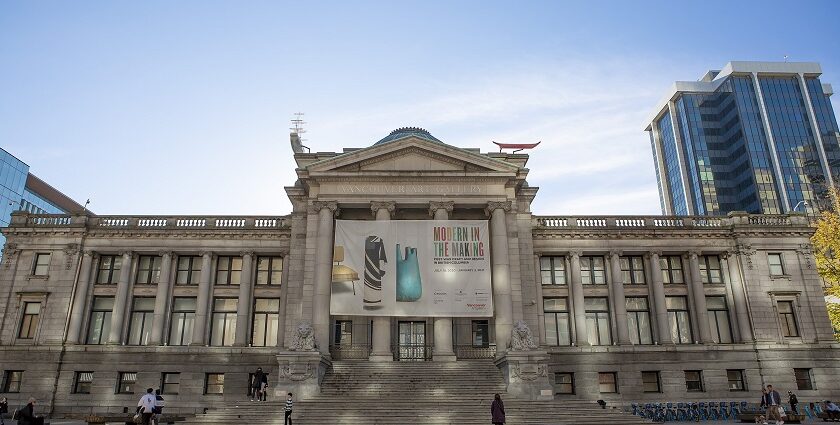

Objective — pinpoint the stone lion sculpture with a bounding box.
[509,320,537,351]
[289,322,316,351]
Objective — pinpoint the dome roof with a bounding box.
[374,127,441,145]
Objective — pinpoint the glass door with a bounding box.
[398,321,427,361]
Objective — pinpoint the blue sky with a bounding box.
[1,0,839,216]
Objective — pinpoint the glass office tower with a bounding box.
[644,62,840,215]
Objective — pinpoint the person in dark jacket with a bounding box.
[251,368,265,402]
[491,393,505,425]
[788,391,798,414]
[17,398,40,425]
[1,397,8,425]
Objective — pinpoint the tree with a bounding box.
[811,185,840,340]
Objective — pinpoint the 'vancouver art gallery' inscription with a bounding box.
[336,184,483,195]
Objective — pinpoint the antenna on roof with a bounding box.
[290,112,310,153]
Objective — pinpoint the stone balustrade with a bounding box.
[534,212,808,229]
[12,212,289,229]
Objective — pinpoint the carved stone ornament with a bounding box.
[279,363,315,382]
[509,320,538,351]
[370,201,396,218]
[64,243,80,270]
[509,363,548,381]
[310,201,340,216]
[428,201,454,217]
[485,201,512,217]
[3,243,19,268]
[289,322,317,351]
[796,243,814,269]
[736,243,756,270]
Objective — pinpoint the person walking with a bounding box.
[16,398,39,425]
[152,389,165,425]
[1,396,8,425]
[764,385,784,425]
[259,371,268,402]
[491,393,505,425]
[788,391,798,415]
[251,368,265,402]
[284,392,293,425]
[136,388,156,425]
[825,401,840,420]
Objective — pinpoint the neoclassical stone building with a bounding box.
[0,127,838,415]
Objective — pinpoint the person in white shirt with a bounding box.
[136,388,157,425]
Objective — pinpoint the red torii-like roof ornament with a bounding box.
[492,141,541,153]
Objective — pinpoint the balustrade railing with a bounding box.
[16,215,290,230]
[392,343,433,361]
[535,214,806,229]
[455,344,496,359]
[329,344,371,360]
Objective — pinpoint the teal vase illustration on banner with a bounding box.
[396,244,422,302]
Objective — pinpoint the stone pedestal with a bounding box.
[274,351,332,400]
[494,350,553,400]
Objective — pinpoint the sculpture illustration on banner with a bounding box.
[396,244,422,302]
[509,320,538,351]
[363,235,387,309]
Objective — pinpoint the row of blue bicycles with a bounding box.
[629,401,829,422]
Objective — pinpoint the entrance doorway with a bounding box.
[397,321,429,361]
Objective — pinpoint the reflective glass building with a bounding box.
[644,62,840,215]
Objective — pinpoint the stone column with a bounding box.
[568,251,588,346]
[235,251,255,346]
[609,251,630,345]
[149,251,173,345]
[312,201,339,355]
[722,252,753,342]
[192,251,214,345]
[647,252,671,344]
[66,250,94,344]
[486,201,514,354]
[687,252,712,343]
[108,251,134,345]
[370,201,395,362]
[430,201,456,361]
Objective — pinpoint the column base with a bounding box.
[433,353,457,362]
[368,353,393,362]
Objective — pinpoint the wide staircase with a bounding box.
[186,360,653,424]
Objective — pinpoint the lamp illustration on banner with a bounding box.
[363,236,387,309]
[396,244,422,302]
[332,246,359,294]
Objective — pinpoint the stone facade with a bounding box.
[0,129,838,415]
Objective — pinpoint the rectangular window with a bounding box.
[768,253,785,276]
[620,256,646,284]
[778,301,799,337]
[699,255,723,284]
[136,255,162,284]
[161,372,180,395]
[540,256,566,285]
[33,253,50,276]
[169,297,196,346]
[685,370,703,392]
[252,298,280,347]
[598,372,617,393]
[707,296,732,343]
[176,256,201,285]
[256,256,283,285]
[794,368,813,390]
[117,372,137,394]
[472,320,490,347]
[642,371,660,393]
[18,302,41,339]
[581,256,606,285]
[74,371,93,394]
[87,297,114,344]
[210,298,238,346]
[205,373,224,395]
[585,297,611,346]
[727,370,746,391]
[660,256,684,284]
[215,256,243,285]
[626,297,652,345]
[2,370,22,393]
[333,320,353,346]
[543,298,571,346]
[127,298,155,345]
[96,255,122,284]
[667,296,692,344]
[555,373,574,394]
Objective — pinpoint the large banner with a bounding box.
[330,220,492,317]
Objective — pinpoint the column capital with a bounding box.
[484,200,512,216]
[428,201,454,217]
[609,250,623,258]
[157,250,173,258]
[646,250,662,260]
[370,201,396,218]
[568,250,582,259]
[119,250,134,258]
[199,250,214,258]
[83,250,95,257]
[310,201,340,216]
[686,250,700,259]
[240,250,255,258]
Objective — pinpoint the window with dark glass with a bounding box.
[169,297,196,346]
[176,256,201,285]
[598,372,617,393]
[660,256,684,284]
[794,368,813,390]
[2,370,22,393]
[699,255,723,283]
[667,296,692,344]
[543,298,571,346]
[127,298,155,345]
[333,320,352,346]
[768,253,785,276]
[585,297,611,346]
[18,302,41,339]
[216,256,243,285]
[117,372,137,394]
[210,298,237,346]
[256,256,283,285]
[87,297,114,345]
[96,255,122,284]
[74,371,93,394]
[136,255,162,284]
[32,253,50,276]
[161,372,180,395]
[252,298,280,347]
[555,373,574,394]
[685,370,703,392]
[540,256,566,285]
[727,370,746,391]
[778,301,799,337]
[472,320,489,347]
[205,373,224,395]
[642,371,660,393]
[581,256,606,285]
[620,256,645,284]
[707,296,732,343]
[626,297,652,345]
